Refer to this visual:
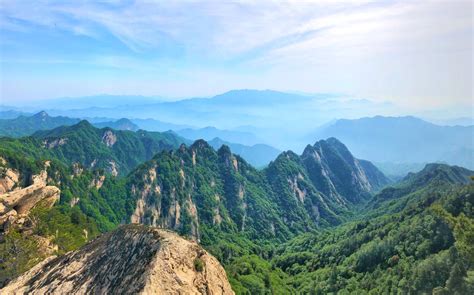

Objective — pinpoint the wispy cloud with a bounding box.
[0,1,403,56]
[0,0,472,109]
[1,1,470,61]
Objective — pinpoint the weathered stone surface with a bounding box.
[108,160,118,177]
[0,167,60,231]
[101,130,117,147]
[89,175,106,189]
[0,185,60,232]
[42,138,67,149]
[2,225,234,295]
[0,168,20,194]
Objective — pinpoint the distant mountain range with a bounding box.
[93,118,140,131]
[208,137,280,168]
[7,90,394,135]
[0,111,80,137]
[0,110,32,119]
[3,108,470,181]
[0,111,143,137]
[0,112,282,167]
[176,126,262,146]
[310,116,474,170]
[130,118,191,132]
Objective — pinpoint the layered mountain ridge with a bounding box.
[310,116,474,169]
[1,120,186,176]
[126,137,389,242]
[0,111,80,137]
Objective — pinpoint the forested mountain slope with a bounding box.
[125,138,388,241]
[92,118,139,131]
[272,180,473,294]
[0,111,79,137]
[367,163,473,215]
[0,120,186,176]
[1,130,471,294]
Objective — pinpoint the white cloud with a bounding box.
[0,0,472,109]
[0,1,402,55]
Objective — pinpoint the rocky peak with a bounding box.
[301,137,389,203]
[217,145,234,168]
[318,137,355,163]
[271,151,301,167]
[33,111,49,121]
[0,166,60,233]
[75,120,94,129]
[43,137,68,149]
[179,143,187,152]
[113,118,139,131]
[2,225,234,295]
[403,163,472,186]
[102,130,117,147]
[302,144,315,156]
[217,144,232,155]
[0,167,19,194]
[191,139,212,151]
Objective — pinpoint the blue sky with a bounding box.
[0,0,472,113]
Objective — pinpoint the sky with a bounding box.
[0,0,472,113]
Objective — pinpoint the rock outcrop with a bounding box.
[300,137,391,203]
[2,225,234,295]
[0,167,60,232]
[101,130,117,147]
[0,168,20,194]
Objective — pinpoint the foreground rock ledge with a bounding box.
[2,224,234,295]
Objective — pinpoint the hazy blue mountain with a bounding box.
[208,137,281,167]
[0,111,80,137]
[131,118,192,132]
[0,111,142,136]
[176,126,262,146]
[192,89,311,106]
[373,161,427,181]
[93,118,139,131]
[26,90,390,143]
[428,117,474,126]
[309,116,474,169]
[0,109,32,119]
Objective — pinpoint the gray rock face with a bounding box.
[2,225,234,295]
[301,137,391,204]
[0,167,60,233]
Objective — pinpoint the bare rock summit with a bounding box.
[2,224,234,295]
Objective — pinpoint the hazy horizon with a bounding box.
[1,0,472,117]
